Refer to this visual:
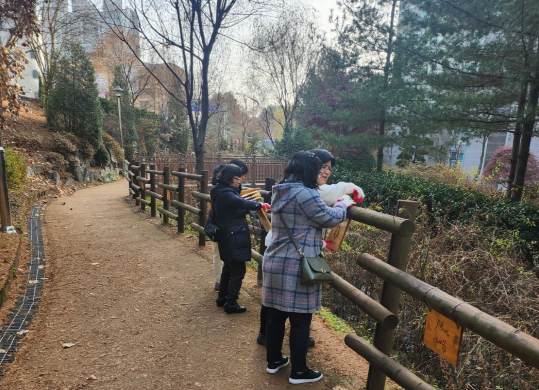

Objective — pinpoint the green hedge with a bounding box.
[330,169,539,266]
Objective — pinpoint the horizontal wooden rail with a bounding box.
[157,183,178,191]
[145,169,164,175]
[158,207,177,220]
[190,222,204,235]
[171,200,200,215]
[127,171,135,177]
[136,197,150,206]
[129,165,140,171]
[347,207,415,237]
[345,334,435,390]
[248,225,264,236]
[251,249,263,264]
[172,171,203,181]
[330,273,398,329]
[136,176,150,184]
[191,191,211,202]
[356,253,539,369]
[131,184,140,191]
[145,190,163,201]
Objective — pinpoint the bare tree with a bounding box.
[0,0,38,141]
[248,5,325,132]
[94,0,272,173]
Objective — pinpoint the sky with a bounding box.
[302,0,340,38]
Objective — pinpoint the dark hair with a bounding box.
[229,159,248,175]
[281,151,322,189]
[311,149,336,167]
[212,164,225,185]
[217,164,242,186]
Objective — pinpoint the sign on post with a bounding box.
[423,308,464,366]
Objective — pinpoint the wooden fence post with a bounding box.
[139,164,146,211]
[134,161,140,204]
[163,166,170,225]
[177,167,185,233]
[199,170,209,246]
[149,164,156,217]
[366,200,420,390]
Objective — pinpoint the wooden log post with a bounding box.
[139,164,146,211]
[367,200,420,390]
[149,164,156,218]
[133,161,140,203]
[129,159,135,196]
[177,167,186,234]
[199,170,209,247]
[163,166,170,225]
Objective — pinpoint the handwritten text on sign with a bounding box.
[423,308,464,367]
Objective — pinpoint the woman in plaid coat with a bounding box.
[261,151,356,384]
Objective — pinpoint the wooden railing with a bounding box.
[127,162,539,390]
[135,152,289,184]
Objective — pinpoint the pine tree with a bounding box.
[46,42,103,150]
[396,0,539,201]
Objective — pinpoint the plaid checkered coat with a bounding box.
[262,183,348,313]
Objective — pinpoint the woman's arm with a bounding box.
[319,182,364,206]
[219,190,262,211]
[297,188,347,229]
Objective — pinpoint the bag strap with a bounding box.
[280,216,304,258]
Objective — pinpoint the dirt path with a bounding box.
[0,179,368,389]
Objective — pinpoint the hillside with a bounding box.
[0,101,98,328]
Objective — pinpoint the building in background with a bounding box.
[0,20,41,100]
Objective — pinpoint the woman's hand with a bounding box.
[336,195,356,209]
[352,187,365,203]
[322,239,335,252]
[260,203,271,212]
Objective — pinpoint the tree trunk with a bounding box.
[506,79,528,197]
[511,47,539,202]
[376,0,398,172]
[477,133,488,179]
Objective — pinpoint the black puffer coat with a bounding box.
[210,184,262,262]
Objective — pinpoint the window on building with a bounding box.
[29,51,36,59]
[32,70,39,79]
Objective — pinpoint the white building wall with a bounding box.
[0,30,41,100]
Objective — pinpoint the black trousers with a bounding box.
[219,261,246,299]
[266,307,312,373]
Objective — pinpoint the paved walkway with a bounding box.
[0,179,368,389]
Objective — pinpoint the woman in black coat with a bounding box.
[210,164,269,313]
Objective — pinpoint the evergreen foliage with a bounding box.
[330,169,539,265]
[273,126,314,156]
[45,42,103,149]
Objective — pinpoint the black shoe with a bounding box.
[266,355,289,374]
[216,296,226,307]
[257,332,266,346]
[289,368,323,384]
[308,337,315,347]
[224,300,246,313]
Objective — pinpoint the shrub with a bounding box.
[93,143,110,167]
[51,132,77,158]
[323,216,539,389]
[329,169,539,265]
[102,132,124,164]
[4,148,27,188]
[71,136,95,163]
[45,152,67,169]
